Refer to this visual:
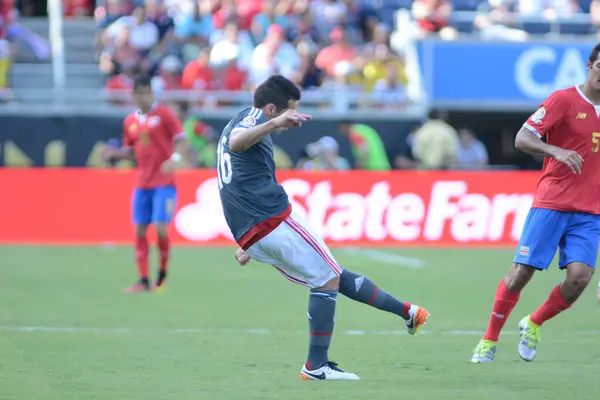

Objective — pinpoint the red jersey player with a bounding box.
[472,43,600,363]
[103,75,187,293]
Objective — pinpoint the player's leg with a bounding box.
[126,188,153,293]
[338,269,429,335]
[471,208,568,363]
[517,213,599,362]
[245,217,358,380]
[151,185,177,292]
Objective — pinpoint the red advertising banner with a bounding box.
[0,169,539,246]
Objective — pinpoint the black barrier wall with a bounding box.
[0,112,538,168]
[0,115,422,167]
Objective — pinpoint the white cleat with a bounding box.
[301,362,360,381]
[517,315,540,362]
[406,304,430,335]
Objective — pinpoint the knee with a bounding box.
[155,224,168,237]
[566,269,593,291]
[319,276,340,291]
[505,263,535,292]
[135,225,148,237]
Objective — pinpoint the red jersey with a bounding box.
[123,104,183,189]
[524,86,600,215]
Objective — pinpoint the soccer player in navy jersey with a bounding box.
[216,75,430,380]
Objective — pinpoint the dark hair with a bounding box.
[133,75,152,90]
[253,75,301,110]
[589,43,600,63]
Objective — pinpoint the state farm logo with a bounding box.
[174,178,534,244]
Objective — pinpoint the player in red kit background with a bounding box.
[471,43,600,363]
[103,75,188,293]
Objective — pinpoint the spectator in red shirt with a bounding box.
[411,0,458,39]
[315,26,358,77]
[221,58,247,91]
[182,47,214,90]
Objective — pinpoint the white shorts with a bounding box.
[245,211,343,288]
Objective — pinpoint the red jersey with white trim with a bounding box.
[123,104,183,189]
[523,86,600,215]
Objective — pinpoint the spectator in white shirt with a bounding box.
[456,128,489,169]
[249,24,300,86]
[517,0,580,16]
[209,21,254,70]
[127,6,159,52]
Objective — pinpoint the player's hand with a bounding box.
[552,148,583,174]
[160,159,177,174]
[235,247,251,266]
[272,109,311,129]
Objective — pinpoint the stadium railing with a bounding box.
[447,12,595,35]
[1,88,427,119]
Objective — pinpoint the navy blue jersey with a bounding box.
[217,107,290,242]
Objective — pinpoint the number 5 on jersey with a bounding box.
[217,136,233,189]
[592,132,600,153]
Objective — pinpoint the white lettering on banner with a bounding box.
[174,178,534,244]
[515,47,586,99]
[175,177,233,241]
[386,193,425,241]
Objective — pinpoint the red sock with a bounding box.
[530,285,571,326]
[483,279,521,342]
[135,235,149,280]
[157,236,170,273]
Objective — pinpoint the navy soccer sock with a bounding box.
[306,289,337,370]
[338,269,411,320]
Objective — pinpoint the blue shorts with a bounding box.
[514,208,600,270]
[132,185,177,225]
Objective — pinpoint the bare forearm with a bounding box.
[515,127,560,158]
[229,120,277,152]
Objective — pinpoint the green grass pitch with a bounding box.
[1,246,599,399]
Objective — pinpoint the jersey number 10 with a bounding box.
[217,136,233,189]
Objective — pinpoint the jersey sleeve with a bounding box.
[233,108,266,131]
[162,107,184,139]
[523,91,567,138]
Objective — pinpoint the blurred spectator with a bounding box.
[251,0,290,43]
[178,102,219,168]
[372,61,408,107]
[182,47,215,90]
[210,20,254,70]
[412,111,459,169]
[337,121,391,170]
[303,136,351,170]
[64,0,93,17]
[151,55,183,95]
[362,23,390,58]
[412,0,458,40]
[315,27,358,77]
[0,36,11,101]
[95,0,129,29]
[362,44,407,91]
[128,6,160,52]
[294,41,324,89]
[474,0,528,41]
[286,12,320,46]
[174,0,213,61]
[593,0,600,28]
[221,59,248,90]
[99,27,145,76]
[249,24,300,86]
[456,128,489,169]
[311,0,348,38]
[105,69,135,105]
[94,0,130,52]
[517,0,580,17]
